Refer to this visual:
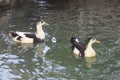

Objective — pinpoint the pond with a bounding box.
[0,0,120,80]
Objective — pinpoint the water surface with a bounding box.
[0,0,120,80]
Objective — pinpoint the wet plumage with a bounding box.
[70,36,100,57]
[9,21,49,43]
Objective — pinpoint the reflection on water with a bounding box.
[85,57,96,68]
[69,53,97,68]
[0,41,51,79]
[0,0,120,80]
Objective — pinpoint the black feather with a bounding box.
[70,36,76,44]
[73,41,86,57]
[70,36,86,57]
[24,33,36,38]
[17,36,22,41]
[24,33,43,42]
[9,31,18,37]
[9,31,22,41]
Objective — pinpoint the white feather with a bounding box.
[9,21,49,43]
[84,48,96,57]
[75,38,79,42]
[20,37,33,43]
[13,36,21,42]
[16,31,32,37]
[73,47,80,55]
[36,23,45,40]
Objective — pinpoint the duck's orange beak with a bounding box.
[95,40,100,43]
[44,22,49,26]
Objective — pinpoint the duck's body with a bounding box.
[71,36,100,57]
[9,21,49,43]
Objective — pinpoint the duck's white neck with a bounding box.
[36,25,45,40]
[86,42,93,49]
[85,42,96,57]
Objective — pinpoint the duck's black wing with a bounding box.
[24,33,43,42]
[24,33,36,38]
[73,41,86,57]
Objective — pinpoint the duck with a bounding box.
[70,36,100,57]
[9,21,49,43]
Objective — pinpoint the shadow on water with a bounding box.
[0,0,120,80]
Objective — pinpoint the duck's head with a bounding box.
[86,37,100,45]
[70,36,79,44]
[37,21,49,27]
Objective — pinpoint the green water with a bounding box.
[0,1,120,80]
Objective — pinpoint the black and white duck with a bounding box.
[70,36,100,57]
[9,21,49,43]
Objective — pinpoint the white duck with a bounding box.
[9,21,49,43]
